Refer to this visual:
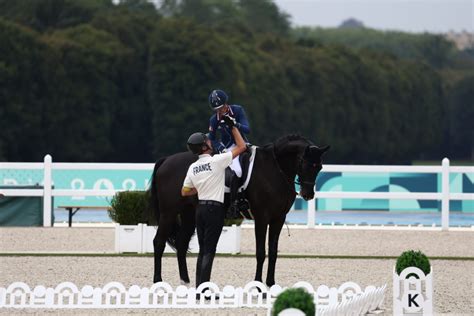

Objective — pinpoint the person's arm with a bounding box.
[235,106,250,135]
[208,116,225,153]
[181,169,197,196]
[223,115,246,159]
[181,187,197,196]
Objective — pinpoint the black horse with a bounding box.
[149,134,329,286]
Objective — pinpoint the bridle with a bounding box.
[271,144,321,191]
[294,156,322,187]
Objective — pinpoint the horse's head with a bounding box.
[296,144,330,200]
[272,135,330,201]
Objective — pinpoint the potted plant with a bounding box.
[109,191,150,253]
[216,218,244,254]
[111,191,244,254]
[393,250,433,314]
[395,250,431,276]
[271,287,315,316]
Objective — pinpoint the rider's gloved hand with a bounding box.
[215,143,226,153]
[222,115,236,128]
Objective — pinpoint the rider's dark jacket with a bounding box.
[208,104,250,153]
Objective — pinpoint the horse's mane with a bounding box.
[263,134,312,151]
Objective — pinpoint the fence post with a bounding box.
[43,154,52,227]
[307,199,315,228]
[307,183,316,228]
[441,158,450,231]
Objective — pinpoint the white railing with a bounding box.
[0,280,385,314]
[1,155,472,229]
[310,158,473,230]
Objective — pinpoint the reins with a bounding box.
[270,144,298,198]
[270,145,297,238]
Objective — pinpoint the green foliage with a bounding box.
[446,76,474,160]
[272,288,315,316]
[0,2,471,163]
[108,191,152,225]
[224,218,244,226]
[0,0,113,32]
[396,250,431,276]
[158,0,290,35]
[292,27,457,68]
[0,19,50,161]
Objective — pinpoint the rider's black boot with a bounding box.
[229,172,249,218]
[228,171,240,218]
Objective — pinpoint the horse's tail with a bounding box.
[148,157,167,225]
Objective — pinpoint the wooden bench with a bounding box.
[57,205,111,227]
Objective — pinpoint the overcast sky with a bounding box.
[273,0,473,33]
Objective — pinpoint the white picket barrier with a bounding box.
[319,284,386,315]
[393,267,433,315]
[0,280,385,313]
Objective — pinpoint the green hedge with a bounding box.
[108,191,153,225]
[224,218,244,226]
[272,288,315,316]
[396,250,431,276]
[108,190,243,226]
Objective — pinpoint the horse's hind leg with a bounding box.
[266,217,285,287]
[254,221,267,283]
[153,214,174,283]
[175,208,196,285]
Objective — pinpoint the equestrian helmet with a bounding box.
[187,132,208,154]
[208,89,228,111]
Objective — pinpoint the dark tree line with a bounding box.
[0,0,472,163]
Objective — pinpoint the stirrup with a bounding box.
[227,203,241,219]
[233,198,251,219]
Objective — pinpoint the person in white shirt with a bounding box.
[182,115,246,287]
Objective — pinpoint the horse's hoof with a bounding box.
[180,279,190,286]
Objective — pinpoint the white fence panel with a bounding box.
[1,155,472,229]
[0,280,386,313]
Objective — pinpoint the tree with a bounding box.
[0,0,113,32]
[0,19,49,161]
[447,76,474,160]
[148,18,246,156]
[41,24,129,161]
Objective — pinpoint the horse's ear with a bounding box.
[319,145,330,154]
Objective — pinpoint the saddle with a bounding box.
[224,145,257,220]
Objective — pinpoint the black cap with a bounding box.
[187,132,208,154]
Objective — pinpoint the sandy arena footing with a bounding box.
[0,227,473,315]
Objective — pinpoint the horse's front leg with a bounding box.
[254,221,268,283]
[175,209,196,285]
[153,214,174,283]
[266,217,285,287]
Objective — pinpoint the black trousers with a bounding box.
[195,201,225,287]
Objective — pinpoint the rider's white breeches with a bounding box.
[227,144,242,177]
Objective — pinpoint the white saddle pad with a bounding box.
[224,145,257,193]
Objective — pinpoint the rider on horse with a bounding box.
[207,89,250,215]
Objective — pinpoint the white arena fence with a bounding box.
[0,155,472,230]
[0,280,385,314]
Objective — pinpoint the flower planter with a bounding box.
[115,224,241,254]
[114,224,144,253]
[393,266,433,315]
